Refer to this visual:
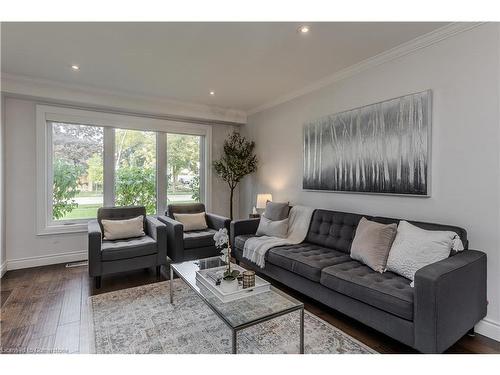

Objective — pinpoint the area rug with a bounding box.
[89,280,376,354]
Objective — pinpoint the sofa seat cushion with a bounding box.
[267,243,351,282]
[234,234,257,251]
[101,236,157,261]
[183,228,217,249]
[320,261,414,320]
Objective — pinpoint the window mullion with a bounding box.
[103,127,115,207]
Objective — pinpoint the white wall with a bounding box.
[3,97,239,270]
[241,23,500,340]
[0,95,6,277]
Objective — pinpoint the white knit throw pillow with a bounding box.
[386,220,464,286]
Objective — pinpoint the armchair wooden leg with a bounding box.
[156,265,161,281]
[95,276,101,289]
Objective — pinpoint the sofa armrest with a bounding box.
[230,218,260,248]
[88,220,102,277]
[206,213,231,231]
[414,250,487,353]
[157,215,185,262]
[146,216,167,265]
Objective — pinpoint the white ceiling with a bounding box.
[1,22,448,112]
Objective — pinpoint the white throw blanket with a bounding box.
[243,205,315,268]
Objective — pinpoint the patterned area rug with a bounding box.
[89,280,376,354]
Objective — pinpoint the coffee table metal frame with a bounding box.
[169,260,304,354]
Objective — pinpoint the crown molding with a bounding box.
[247,22,485,116]
[1,73,246,125]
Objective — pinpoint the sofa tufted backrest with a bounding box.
[306,209,368,253]
[305,209,469,254]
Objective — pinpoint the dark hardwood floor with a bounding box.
[1,262,499,354]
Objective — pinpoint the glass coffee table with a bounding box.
[169,256,305,354]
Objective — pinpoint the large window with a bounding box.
[167,134,202,205]
[37,105,212,234]
[115,129,157,214]
[51,122,104,221]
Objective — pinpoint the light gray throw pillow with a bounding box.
[350,217,397,273]
[173,212,208,232]
[263,201,289,221]
[101,215,145,240]
[386,220,465,286]
[256,216,288,238]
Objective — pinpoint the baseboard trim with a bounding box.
[0,261,7,278]
[6,250,87,271]
[476,318,500,342]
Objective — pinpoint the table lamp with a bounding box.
[256,193,273,214]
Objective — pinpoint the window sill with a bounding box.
[37,222,88,236]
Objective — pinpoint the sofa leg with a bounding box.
[156,265,161,281]
[467,327,475,337]
[95,276,101,289]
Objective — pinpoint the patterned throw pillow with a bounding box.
[385,221,464,286]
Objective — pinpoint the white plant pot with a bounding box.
[220,278,239,293]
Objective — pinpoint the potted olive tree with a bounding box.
[213,131,258,220]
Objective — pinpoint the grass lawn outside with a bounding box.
[59,203,101,220]
[57,200,199,221]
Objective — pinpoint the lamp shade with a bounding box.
[256,194,272,209]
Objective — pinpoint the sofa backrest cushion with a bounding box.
[167,203,206,219]
[306,209,368,253]
[305,209,469,254]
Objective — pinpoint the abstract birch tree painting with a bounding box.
[303,90,431,195]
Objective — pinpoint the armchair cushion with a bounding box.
[98,206,146,232]
[173,212,208,231]
[167,203,205,218]
[183,228,217,249]
[101,235,157,261]
[101,215,145,240]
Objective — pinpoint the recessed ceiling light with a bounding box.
[71,65,80,71]
[209,90,215,96]
[298,25,310,34]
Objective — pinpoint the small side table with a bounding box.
[249,213,260,219]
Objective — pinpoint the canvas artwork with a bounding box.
[303,90,431,195]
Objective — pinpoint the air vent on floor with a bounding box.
[65,261,88,268]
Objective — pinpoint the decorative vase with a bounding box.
[220,278,238,293]
[242,270,256,289]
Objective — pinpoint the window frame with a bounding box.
[36,105,212,235]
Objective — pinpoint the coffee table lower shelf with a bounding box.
[169,265,304,354]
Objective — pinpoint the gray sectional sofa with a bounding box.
[230,209,487,353]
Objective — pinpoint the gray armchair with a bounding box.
[157,203,230,262]
[88,206,167,289]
